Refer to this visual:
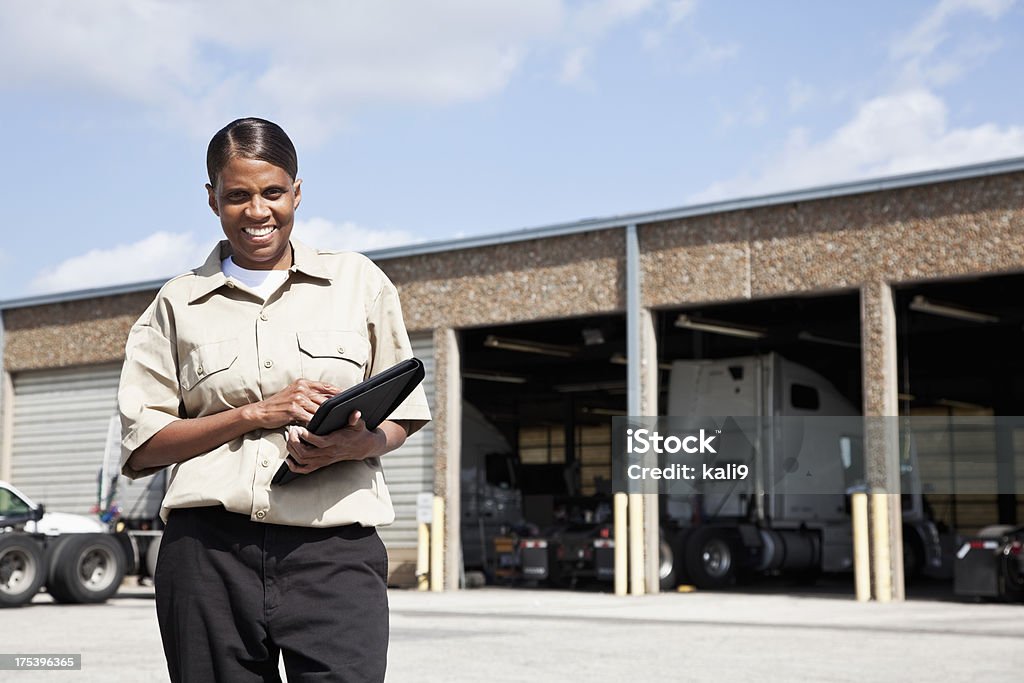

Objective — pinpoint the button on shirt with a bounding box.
[117,239,431,527]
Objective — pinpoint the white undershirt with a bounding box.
[221,256,290,301]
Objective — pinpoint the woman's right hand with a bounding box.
[246,379,341,429]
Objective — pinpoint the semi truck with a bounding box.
[662,353,943,589]
[0,417,165,608]
[465,353,944,590]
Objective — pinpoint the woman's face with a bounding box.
[206,156,302,270]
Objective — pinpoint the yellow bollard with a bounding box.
[851,492,870,602]
[614,493,628,596]
[417,522,430,591]
[430,496,445,592]
[628,493,645,595]
[871,492,892,603]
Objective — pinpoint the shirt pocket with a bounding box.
[297,330,370,388]
[179,339,241,415]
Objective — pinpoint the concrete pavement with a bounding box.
[2,584,1022,681]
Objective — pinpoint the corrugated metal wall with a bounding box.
[11,364,122,515]
[378,333,436,549]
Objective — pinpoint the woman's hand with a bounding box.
[128,378,338,473]
[285,412,409,475]
[246,379,341,429]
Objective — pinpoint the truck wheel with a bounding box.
[145,534,161,579]
[46,534,126,604]
[0,534,46,608]
[659,535,677,591]
[685,527,736,590]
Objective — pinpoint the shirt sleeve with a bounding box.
[117,296,183,479]
[367,272,432,435]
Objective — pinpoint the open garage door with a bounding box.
[459,292,870,591]
[895,274,1024,535]
[460,314,627,584]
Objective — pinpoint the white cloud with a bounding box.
[1,1,716,135]
[892,0,1016,88]
[29,231,211,294]
[642,0,708,50]
[666,0,698,24]
[0,0,565,141]
[558,0,658,82]
[28,218,423,294]
[692,89,1024,203]
[559,47,591,84]
[293,218,422,253]
[894,0,1014,60]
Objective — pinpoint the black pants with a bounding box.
[155,506,389,682]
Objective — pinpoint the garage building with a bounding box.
[2,157,1023,593]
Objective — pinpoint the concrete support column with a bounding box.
[0,312,10,482]
[626,224,662,593]
[433,327,462,591]
[640,307,661,594]
[860,281,905,601]
[0,371,12,482]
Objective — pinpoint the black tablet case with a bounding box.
[272,357,425,486]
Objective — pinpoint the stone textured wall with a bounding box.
[382,230,625,331]
[3,292,155,372]
[641,173,1024,306]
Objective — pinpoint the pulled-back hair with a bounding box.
[206,117,298,186]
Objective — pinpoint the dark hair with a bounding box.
[206,117,298,186]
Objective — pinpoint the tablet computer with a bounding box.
[272,357,425,486]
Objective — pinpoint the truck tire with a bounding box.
[145,534,161,579]
[46,534,126,604]
[659,535,677,591]
[685,527,737,590]
[0,534,46,608]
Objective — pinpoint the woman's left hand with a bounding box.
[285,411,402,474]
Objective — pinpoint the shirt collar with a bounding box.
[187,238,332,303]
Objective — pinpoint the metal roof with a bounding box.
[3,155,1023,312]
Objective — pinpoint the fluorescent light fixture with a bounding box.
[483,335,577,357]
[908,296,999,323]
[609,352,672,370]
[462,371,527,384]
[936,398,987,410]
[581,407,627,416]
[797,331,860,349]
[581,328,605,346]
[675,315,766,339]
[554,380,627,393]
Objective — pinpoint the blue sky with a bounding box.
[1,0,1022,299]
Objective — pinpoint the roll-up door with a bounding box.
[377,333,436,550]
[11,364,122,515]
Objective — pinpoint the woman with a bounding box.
[117,117,430,682]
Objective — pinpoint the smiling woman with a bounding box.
[205,120,302,271]
[117,117,431,682]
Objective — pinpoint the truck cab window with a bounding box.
[790,383,820,410]
[0,488,31,516]
[485,452,516,489]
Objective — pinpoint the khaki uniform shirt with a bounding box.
[117,239,431,527]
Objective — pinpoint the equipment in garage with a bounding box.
[953,524,1024,601]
